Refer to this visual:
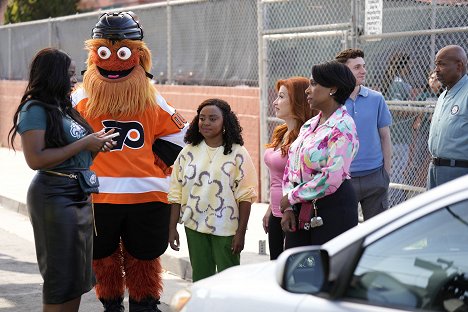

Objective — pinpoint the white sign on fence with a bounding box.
[365,0,383,37]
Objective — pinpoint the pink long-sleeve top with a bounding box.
[264,147,288,217]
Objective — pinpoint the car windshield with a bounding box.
[345,200,468,311]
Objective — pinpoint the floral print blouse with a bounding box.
[283,106,359,205]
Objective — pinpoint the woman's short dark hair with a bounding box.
[184,98,244,155]
[311,61,356,105]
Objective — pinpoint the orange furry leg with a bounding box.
[123,247,163,302]
[93,247,125,300]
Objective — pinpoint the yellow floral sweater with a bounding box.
[168,140,257,236]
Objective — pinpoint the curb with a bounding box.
[0,194,193,282]
[0,195,28,216]
[161,254,192,282]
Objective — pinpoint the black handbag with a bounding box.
[77,170,100,194]
[44,169,100,194]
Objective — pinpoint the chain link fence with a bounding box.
[259,0,468,204]
[358,0,468,206]
[0,0,258,86]
[1,0,467,205]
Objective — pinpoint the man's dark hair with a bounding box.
[335,48,365,64]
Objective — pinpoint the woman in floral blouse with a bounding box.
[280,61,359,248]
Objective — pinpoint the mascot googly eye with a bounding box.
[117,47,132,60]
[97,46,111,59]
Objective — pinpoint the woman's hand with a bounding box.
[262,206,272,234]
[281,210,296,232]
[231,231,245,254]
[168,227,180,251]
[280,194,291,213]
[85,128,119,153]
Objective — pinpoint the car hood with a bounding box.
[184,261,309,311]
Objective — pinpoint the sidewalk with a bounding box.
[0,147,271,281]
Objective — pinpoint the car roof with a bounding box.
[322,174,468,256]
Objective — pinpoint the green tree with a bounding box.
[4,0,78,24]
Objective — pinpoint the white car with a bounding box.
[170,175,468,312]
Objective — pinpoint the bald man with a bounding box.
[427,45,468,189]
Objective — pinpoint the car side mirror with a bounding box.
[276,246,329,294]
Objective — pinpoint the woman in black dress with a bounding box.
[8,48,117,312]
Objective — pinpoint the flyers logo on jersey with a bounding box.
[102,120,145,151]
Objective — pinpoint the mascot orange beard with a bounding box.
[83,38,165,309]
[82,38,156,119]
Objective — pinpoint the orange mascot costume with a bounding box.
[72,12,187,312]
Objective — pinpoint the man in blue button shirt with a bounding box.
[428,45,468,189]
[336,49,393,220]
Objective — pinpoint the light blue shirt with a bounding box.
[429,74,468,160]
[345,86,392,174]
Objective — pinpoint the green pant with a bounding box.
[185,227,240,282]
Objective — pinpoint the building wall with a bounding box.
[0,80,263,199]
[0,80,27,150]
[0,0,8,24]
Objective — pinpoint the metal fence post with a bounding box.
[258,0,269,202]
[166,0,172,84]
[350,0,359,48]
[430,0,436,68]
[8,26,12,80]
[48,17,52,47]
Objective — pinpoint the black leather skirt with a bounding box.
[27,171,95,304]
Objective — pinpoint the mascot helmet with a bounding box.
[92,11,143,41]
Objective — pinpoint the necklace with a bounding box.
[204,142,221,163]
[293,140,305,170]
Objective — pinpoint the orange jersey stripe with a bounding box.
[92,191,169,204]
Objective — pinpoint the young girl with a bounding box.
[168,98,257,282]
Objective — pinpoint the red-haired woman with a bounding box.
[263,77,316,260]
